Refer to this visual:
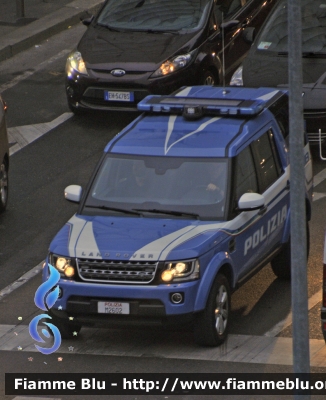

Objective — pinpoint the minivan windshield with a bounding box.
[83,154,228,220]
[97,0,212,32]
[256,0,326,54]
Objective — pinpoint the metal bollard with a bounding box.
[16,0,25,18]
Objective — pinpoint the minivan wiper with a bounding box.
[277,51,326,57]
[302,52,326,58]
[133,208,199,219]
[85,204,141,215]
[145,29,178,34]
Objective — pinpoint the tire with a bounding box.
[271,222,310,279]
[47,312,82,339]
[200,70,217,86]
[0,160,8,213]
[194,273,231,346]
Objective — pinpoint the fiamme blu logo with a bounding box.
[28,264,61,355]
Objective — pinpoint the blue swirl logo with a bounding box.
[29,264,61,354]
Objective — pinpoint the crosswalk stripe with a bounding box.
[0,324,325,367]
[8,112,73,155]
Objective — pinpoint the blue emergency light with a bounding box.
[137,95,265,118]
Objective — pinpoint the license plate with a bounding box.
[97,301,130,314]
[104,91,134,102]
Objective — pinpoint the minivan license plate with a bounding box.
[104,91,134,102]
[98,301,130,314]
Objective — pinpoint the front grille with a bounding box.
[77,258,158,284]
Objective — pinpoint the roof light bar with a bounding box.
[137,95,265,118]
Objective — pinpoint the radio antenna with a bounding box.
[222,12,225,88]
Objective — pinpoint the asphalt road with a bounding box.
[0,22,326,400]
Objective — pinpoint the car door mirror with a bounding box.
[65,185,82,203]
[81,15,94,26]
[238,192,265,211]
[242,27,255,44]
[220,20,240,33]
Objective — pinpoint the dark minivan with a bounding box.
[230,0,326,144]
[65,0,277,114]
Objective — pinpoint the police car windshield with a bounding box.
[84,154,228,220]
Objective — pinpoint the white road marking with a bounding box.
[0,49,71,93]
[14,398,60,400]
[8,112,73,155]
[264,289,322,337]
[0,323,324,366]
[0,263,43,301]
[313,192,326,201]
[313,167,326,187]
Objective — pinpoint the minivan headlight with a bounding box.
[161,259,200,282]
[230,65,243,86]
[49,254,76,278]
[151,53,193,78]
[66,51,88,76]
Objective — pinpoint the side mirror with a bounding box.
[238,192,265,211]
[220,20,240,33]
[65,185,82,203]
[81,15,94,26]
[242,27,255,44]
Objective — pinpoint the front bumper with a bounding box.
[44,265,201,328]
[65,65,198,112]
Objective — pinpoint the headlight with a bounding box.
[49,254,76,278]
[230,65,243,86]
[151,53,193,78]
[66,51,88,76]
[161,259,200,282]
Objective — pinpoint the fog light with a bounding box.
[161,270,174,282]
[67,86,74,96]
[58,287,63,299]
[64,266,75,278]
[171,292,183,304]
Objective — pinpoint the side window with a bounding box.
[234,146,258,201]
[214,0,243,23]
[251,130,282,193]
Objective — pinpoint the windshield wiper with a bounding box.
[145,29,178,34]
[302,52,326,58]
[96,23,122,32]
[277,51,326,57]
[86,204,141,216]
[133,208,199,219]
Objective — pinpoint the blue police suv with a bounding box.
[43,86,313,346]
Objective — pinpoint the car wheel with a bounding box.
[271,222,310,279]
[0,160,8,213]
[47,312,82,339]
[200,70,217,86]
[194,273,230,346]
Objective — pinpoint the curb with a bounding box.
[0,0,104,63]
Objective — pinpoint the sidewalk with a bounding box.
[0,0,104,62]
